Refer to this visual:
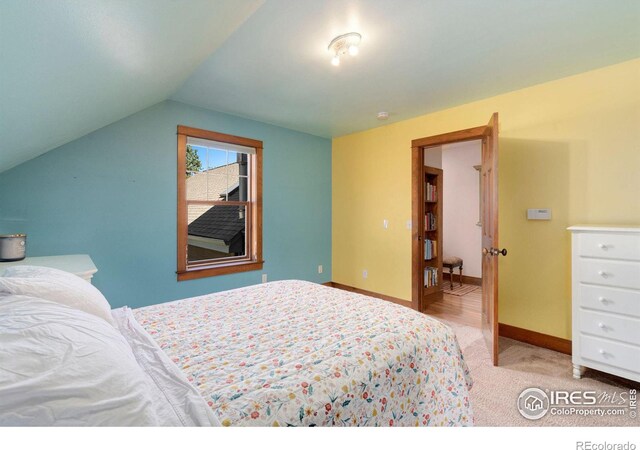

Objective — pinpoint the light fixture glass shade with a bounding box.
[328,32,361,65]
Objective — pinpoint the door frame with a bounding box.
[410,125,488,312]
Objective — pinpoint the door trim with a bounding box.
[411,126,488,312]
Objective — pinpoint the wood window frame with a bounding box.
[176,125,263,281]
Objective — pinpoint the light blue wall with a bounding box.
[0,100,331,308]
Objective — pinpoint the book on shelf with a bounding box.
[424,266,438,288]
[425,213,437,231]
[424,239,438,260]
[424,181,437,202]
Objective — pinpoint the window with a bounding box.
[177,126,263,281]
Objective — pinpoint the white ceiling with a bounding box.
[172,0,640,137]
[1,0,639,172]
[0,0,263,171]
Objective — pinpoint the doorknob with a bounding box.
[482,247,489,255]
[491,248,508,256]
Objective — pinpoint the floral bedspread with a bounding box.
[133,280,473,426]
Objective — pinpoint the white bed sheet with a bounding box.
[0,295,216,426]
[112,307,219,426]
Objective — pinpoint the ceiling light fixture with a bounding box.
[328,32,361,66]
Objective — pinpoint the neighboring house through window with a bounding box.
[177,126,263,280]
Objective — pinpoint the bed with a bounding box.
[0,267,473,426]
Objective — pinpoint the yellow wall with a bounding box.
[332,59,640,340]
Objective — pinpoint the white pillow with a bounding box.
[0,295,160,426]
[0,265,114,326]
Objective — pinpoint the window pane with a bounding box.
[186,141,251,202]
[223,155,240,201]
[206,148,229,201]
[185,145,207,177]
[185,146,207,200]
[187,204,247,263]
[229,152,249,201]
[206,171,228,201]
[238,176,249,201]
[228,151,249,174]
[185,146,225,201]
[206,148,227,170]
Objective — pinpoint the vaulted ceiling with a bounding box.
[1,0,639,172]
[0,0,263,171]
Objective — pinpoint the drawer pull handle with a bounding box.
[598,322,606,329]
[599,349,606,355]
[598,243,609,250]
[598,270,608,278]
[598,297,608,304]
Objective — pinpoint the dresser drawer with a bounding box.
[579,232,640,261]
[580,335,640,373]
[579,284,640,317]
[578,259,640,290]
[577,284,640,318]
[579,310,640,344]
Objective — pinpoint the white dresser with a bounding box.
[568,226,640,382]
[0,254,97,284]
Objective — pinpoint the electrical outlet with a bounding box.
[318,265,323,274]
[262,274,267,283]
[383,219,389,229]
[362,270,368,279]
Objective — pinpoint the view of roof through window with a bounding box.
[185,138,251,263]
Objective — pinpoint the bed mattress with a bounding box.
[131,280,473,426]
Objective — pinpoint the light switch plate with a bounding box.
[527,208,552,220]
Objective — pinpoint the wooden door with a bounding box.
[481,113,500,366]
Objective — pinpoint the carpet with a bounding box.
[443,320,640,426]
[443,283,478,296]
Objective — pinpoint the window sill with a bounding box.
[177,260,264,281]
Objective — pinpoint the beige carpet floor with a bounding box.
[444,320,640,426]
